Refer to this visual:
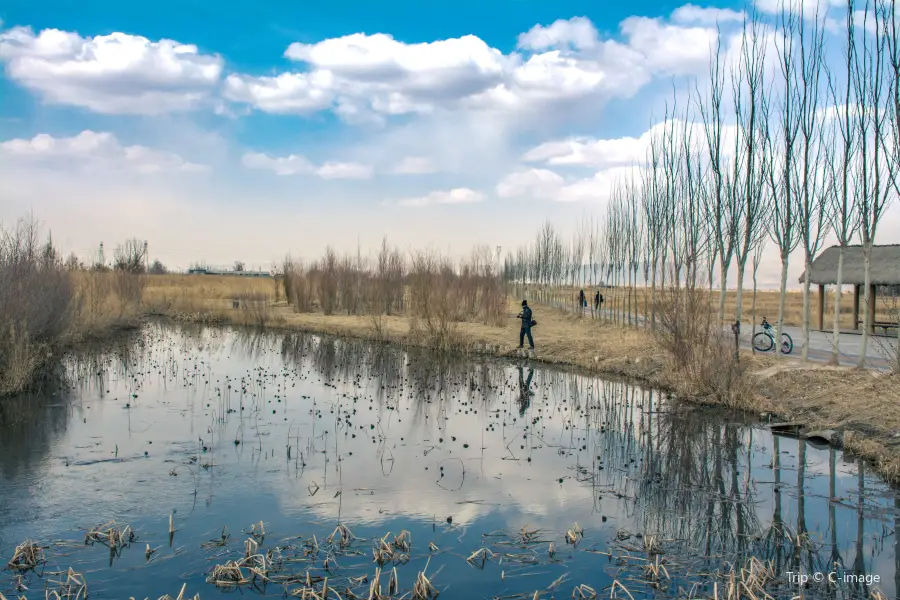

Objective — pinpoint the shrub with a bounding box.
[0,217,75,395]
[654,280,750,407]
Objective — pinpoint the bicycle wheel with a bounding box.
[780,333,794,355]
[752,332,774,352]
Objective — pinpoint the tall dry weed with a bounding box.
[0,216,75,395]
[654,281,751,407]
[236,292,271,327]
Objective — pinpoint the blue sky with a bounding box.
[1,0,896,284]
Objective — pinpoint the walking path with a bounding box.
[542,298,896,371]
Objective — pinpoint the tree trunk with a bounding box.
[650,262,658,331]
[857,245,872,369]
[801,255,813,362]
[718,262,729,326]
[829,246,845,366]
[776,255,790,360]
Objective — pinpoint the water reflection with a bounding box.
[0,320,897,600]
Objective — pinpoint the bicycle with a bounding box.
[752,317,794,354]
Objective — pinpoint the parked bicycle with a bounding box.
[752,317,794,354]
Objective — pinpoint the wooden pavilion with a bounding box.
[800,244,900,334]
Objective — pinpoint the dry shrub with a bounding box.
[283,258,315,313]
[316,247,339,315]
[112,239,148,314]
[375,238,405,315]
[654,282,750,407]
[407,251,462,351]
[235,292,271,326]
[0,216,75,395]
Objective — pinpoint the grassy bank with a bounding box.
[142,273,900,483]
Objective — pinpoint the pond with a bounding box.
[0,321,898,600]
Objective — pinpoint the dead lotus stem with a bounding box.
[44,567,88,600]
[572,583,597,599]
[85,520,134,549]
[610,580,635,600]
[7,540,46,571]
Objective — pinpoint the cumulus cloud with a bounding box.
[392,156,437,174]
[241,151,372,179]
[671,4,746,25]
[495,165,638,203]
[0,130,208,173]
[224,13,728,123]
[495,168,564,198]
[516,16,599,51]
[0,26,223,114]
[394,187,484,207]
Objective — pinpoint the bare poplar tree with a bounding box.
[824,0,862,365]
[853,0,894,367]
[697,30,738,324]
[731,13,771,345]
[794,7,833,361]
[766,2,804,360]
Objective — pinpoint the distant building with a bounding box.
[187,265,272,277]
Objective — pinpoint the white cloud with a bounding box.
[316,161,374,179]
[225,15,727,123]
[619,16,718,75]
[392,156,437,174]
[0,130,208,173]
[0,26,222,114]
[495,164,635,203]
[516,16,599,51]
[754,0,846,19]
[241,151,372,179]
[496,168,564,198]
[671,4,746,25]
[394,187,484,207]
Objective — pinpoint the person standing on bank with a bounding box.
[517,300,535,356]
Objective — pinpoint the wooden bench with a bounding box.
[857,319,899,335]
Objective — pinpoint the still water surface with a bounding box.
[0,321,898,599]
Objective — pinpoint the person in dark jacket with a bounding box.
[517,300,534,352]
[594,291,603,312]
[579,289,586,313]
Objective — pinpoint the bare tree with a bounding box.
[731,13,772,349]
[824,0,862,365]
[853,0,894,367]
[698,30,739,325]
[765,3,804,360]
[793,7,833,361]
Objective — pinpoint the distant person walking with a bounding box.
[578,289,586,315]
[594,291,603,317]
[517,300,535,356]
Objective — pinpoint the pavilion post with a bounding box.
[853,284,860,330]
[817,284,825,331]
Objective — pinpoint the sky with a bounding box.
[0,0,898,287]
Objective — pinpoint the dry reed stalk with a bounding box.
[572,584,597,598]
[6,541,46,571]
[327,524,355,549]
[85,521,134,550]
[44,567,88,600]
[200,527,230,549]
[610,580,635,600]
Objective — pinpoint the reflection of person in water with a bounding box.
[517,366,534,417]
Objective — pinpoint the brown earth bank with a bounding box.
[139,274,900,486]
